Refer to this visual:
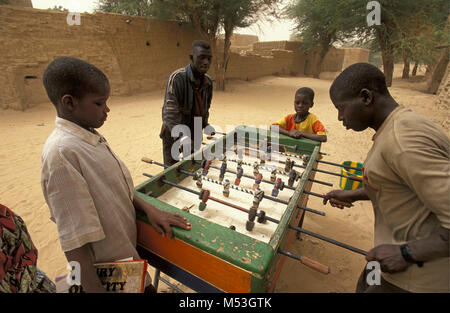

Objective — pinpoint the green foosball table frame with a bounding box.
[134,126,321,292]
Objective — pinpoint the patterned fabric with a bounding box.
[0,204,38,293]
[273,113,326,135]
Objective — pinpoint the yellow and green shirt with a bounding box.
[272,113,326,135]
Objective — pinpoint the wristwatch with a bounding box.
[400,244,424,267]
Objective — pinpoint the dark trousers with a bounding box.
[162,135,177,166]
[355,264,410,293]
[161,133,200,166]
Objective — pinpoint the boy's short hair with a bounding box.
[296,87,315,103]
[192,40,211,51]
[330,63,390,101]
[42,57,109,106]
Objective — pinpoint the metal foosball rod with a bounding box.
[206,132,328,155]
[141,172,330,274]
[228,146,333,187]
[200,142,332,187]
[242,142,362,172]
[235,145,361,172]
[316,159,362,171]
[234,142,363,183]
[200,156,352,208]
[203,148,352,208]
[142,172,367,258]
[227,158,285,176]
[192,157,351,209]
[287,225,368,256]
[204,139,361,183]
[142,173,250,214]
[141,158,326,216]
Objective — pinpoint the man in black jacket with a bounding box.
[160,40,214,165]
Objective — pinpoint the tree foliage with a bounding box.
[97,0,281,90]
[285,0,361,78]
[287,0,448,85]
[49,5,68,12]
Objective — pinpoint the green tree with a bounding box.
[97,0,280,91]
[0,0,10,4]
[392,3,448,80]
[218,0,280,90]
[345,0,447,86]
[50,5,68,11]
[285,0,358,78]
[97,0,154,16]
[287,0,448,86]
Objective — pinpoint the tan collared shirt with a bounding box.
[363,106,450,292]
[41,117,140,263]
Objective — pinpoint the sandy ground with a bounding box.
[0,65,447,293]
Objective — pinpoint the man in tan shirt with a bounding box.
[41,57,191,293]
[324,63,449,293]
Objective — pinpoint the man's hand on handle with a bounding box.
[366,244,412,273]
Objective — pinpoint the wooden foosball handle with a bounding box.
[141,157,153,164]
[301,256,331,274]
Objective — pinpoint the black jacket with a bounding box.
[161,63,213,135]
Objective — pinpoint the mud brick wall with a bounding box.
[0,6,369,110]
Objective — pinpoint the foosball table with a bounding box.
[134,126,364,293]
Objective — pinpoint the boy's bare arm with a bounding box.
[273,126,302,139]
[133,196,191,238]
[301,132,327,142]
[64,244,105,293]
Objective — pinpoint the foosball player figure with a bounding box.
[302,155,310,166]
[198,189,210,211]
[223,179,231,197]
[202,160,211,176]
[284,157,292,172]
[252,188,265,209]
[270,169,277,182]
[235,167,243,185]
[253,161,259,177]
[246,207,257,231]
[288,169,300,187]
[182,204,194,212]
[237,159,243,171]
[219,160,227,182]
[253,173,263,190]
[257,210,266,224]
[272,178,284,197]
[194,171,203,189]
